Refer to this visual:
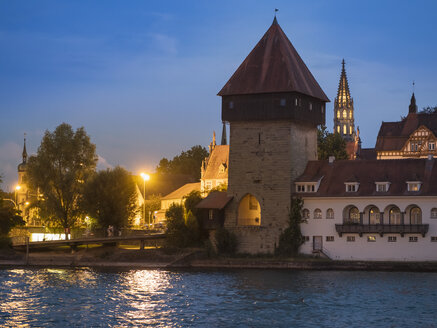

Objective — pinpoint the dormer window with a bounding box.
[407,181,421,192]
[219,163,227,173]
[375,182,390,192]
[345,182,359,192]
[295,183,316,193]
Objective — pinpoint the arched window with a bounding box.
[238,194,261,226]
[349,126,353,135]
[369,207,380,224]
[326,208,334,219]
[343,125,347,135]
[342,110,347,118]
[410,207,422,224]
[337,126,340,133]
[431,208,437,219]
[349,207,360,224]
[349,111,353,119]
[389,207,401,225]
[302,209,310,220]
[314,209,322,219]
[337,110,340,119]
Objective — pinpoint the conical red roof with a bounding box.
[218,18,329,102]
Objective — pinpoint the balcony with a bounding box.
[335,224,429,237]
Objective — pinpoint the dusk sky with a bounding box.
[1,0,437,190]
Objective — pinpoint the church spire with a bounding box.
[221,122,227,145]
[22,134,28,164]
[334,59,355,142]
[409,92,417,114]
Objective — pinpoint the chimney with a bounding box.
[329,156,335,164]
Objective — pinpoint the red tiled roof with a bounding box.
[376,113,437,151]
[295,158,437,197]
[218,18,329,102]
[196,191,233,210]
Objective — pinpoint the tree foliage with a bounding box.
[420,106,437,114]
[82,166,138,230]
[164,203,203,248]
[183,190,202,217]
[276,197,305,257]
[317,125,348,160]
[26,123,97,234]
[0,198,24,237]
[156,145,208,180]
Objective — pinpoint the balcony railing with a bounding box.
[335,224,429,237]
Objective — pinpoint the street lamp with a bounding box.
[140,173,150,228]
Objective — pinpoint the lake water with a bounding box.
[1,268,436,327]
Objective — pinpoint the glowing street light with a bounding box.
[140,173,150,228]
[15,185,21,208]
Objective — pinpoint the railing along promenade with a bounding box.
[12,233,166,251]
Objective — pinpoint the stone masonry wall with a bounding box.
[224,120,317,254]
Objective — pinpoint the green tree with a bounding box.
[317,125,348,160]
[165,203,189,247]
[276,197,305,257]
[156,145,208,180]
[183,190,202,217]
[0,180,25,247]
[26,123,97,238]
[144,194,161,226]
[82,166,138,231]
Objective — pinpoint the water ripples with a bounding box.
[1,269,437,327]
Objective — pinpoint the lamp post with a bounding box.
[140,173,150,228]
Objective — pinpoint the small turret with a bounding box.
[18,135,28,172]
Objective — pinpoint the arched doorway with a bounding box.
[389,207,401,225]
[410,207,422,224]
[238,194,261,226]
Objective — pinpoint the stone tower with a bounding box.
[218,18,329,254]
[334,59,355,141]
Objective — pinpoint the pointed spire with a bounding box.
[409,92,417,114]
[22,133,28,164]
[221,122,227,145]
[336,59,351,106]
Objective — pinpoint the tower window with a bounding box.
[337,126,340,133]
[337,111,340,119]
[280,98,286,107]
[349,126,353,135]
[342,110,347,118]
[343,125,347,135]
[349,111,353,119]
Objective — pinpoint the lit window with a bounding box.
[388,236,397,242]
[343,125,347,135]
[407,182,421,191]
[367,236,376,242]
[337,126,340,133]
[205,181,212,190]
[349,126,353,135]
[349,111,353,119]
[431,208,437,219]
[347,236,355,242]
[326,208,334,219]
[409,236,418,242]
[369,207,381,224]
[208,210,214,220]
[342,110,347,118]
[326,236,334,242]
[337,111,340,119]
[314,209,322,219]
[389,207,401,224]
[280,98,286,107]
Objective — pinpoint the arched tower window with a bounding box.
[342,110,347,118]
[343,125,347,135]
[337,110,340,119]
[349,126,353,135]
[410,207,422,224]
[238,194,261,226]
[337,126,340,133]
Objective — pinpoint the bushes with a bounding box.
[214,227,238,255]
[165,204,202,248]
[276,197,305,257]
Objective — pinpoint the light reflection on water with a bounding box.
[1,268,437,327]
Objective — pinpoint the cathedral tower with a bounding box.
[218,18,329,253]
[334,60,355,142]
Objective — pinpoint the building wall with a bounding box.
[300,196,437,261]
[225,120,317,254]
